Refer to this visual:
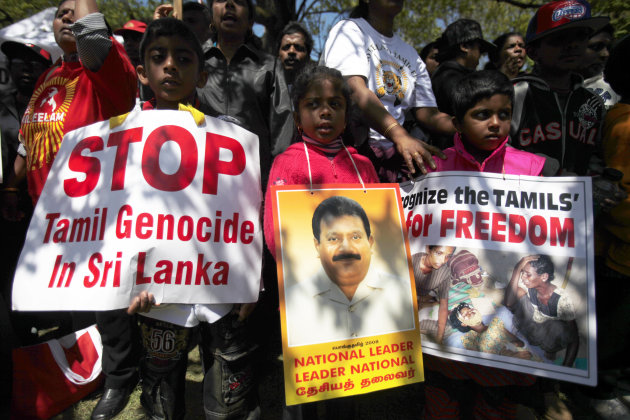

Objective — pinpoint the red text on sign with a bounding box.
[63,126,247,196]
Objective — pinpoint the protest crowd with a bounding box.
[1,0,629,419]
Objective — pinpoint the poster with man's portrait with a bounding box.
[400,172,596,386]
[270,184,423,405]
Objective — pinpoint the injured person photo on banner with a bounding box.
[400,171,596,386]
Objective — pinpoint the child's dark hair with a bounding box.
[428,245,456,253]
[140,18,204,72]
[451,70,514,122]
[291,65,352,122]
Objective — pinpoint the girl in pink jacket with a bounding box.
[264,66,379,257]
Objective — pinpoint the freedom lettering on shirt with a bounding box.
[13,109,262,311]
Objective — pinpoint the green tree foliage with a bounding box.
[300,0,628,57]
[590,0,630,37]
[0,0,58,27]
[0,0,161,31]
[254,0,297,52]
[96,0,162,30]
[2,0,628,53]
[397,1,532,49]
[301,0,532,57]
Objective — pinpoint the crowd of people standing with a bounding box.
[1,0,629,418]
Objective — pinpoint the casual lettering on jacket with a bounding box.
[518,121,597,147]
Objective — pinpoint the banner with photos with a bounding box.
[400,172,596,386]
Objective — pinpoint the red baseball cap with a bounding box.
[1,40,53,65]
[525,0,610,45]
[114,20,147,36]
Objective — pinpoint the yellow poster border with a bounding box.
[270,184,424,405]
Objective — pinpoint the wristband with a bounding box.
[383,122,400,138]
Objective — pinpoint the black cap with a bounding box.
[1,40,53,66]
[438,19,496,53]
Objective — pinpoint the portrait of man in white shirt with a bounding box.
[285,196,415,346]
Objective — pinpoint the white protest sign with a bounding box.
[401,172,597,385]
[13,109,262,311]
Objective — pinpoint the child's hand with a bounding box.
[127,291,157,314]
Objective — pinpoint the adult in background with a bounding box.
[486,32,526,79]
[420,41,439,77]
[0,41,52,409]
[277,21,313,87]
[321,0,453,182]
[113,19,153,102]
[153,2,213,50]
[198,0,293,190]
[0,41,52,223]
[197,0,293,411]
[184,2,213,49]
[578,23,620,109]
[0,41,52,344]
[113,19,146,67]
[583,34,630,418]
[431,19,495,115]
[3,1,139,419]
